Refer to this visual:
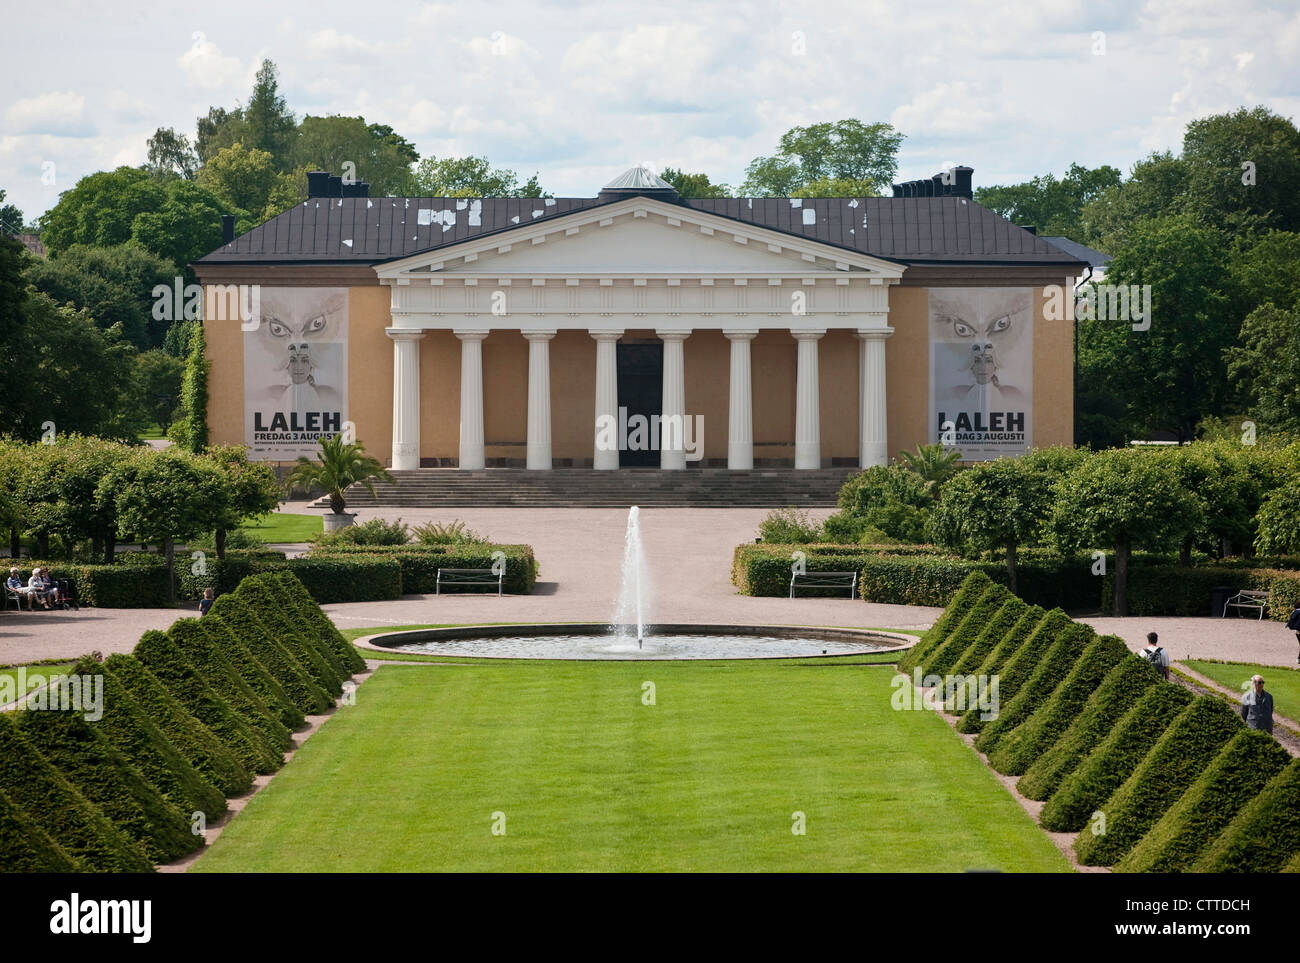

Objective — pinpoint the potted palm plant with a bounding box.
[285,435,393,532]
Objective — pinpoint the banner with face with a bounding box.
[929,287,1033,460]
[244,288,348,460]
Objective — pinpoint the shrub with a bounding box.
[0,712,152,872]
[0,786,80,872]
[976,622,1096,756]
[1042,683,1194,832]
[1117,730,1291,873]
[1281,850,1300,873]
[14,562,169,608]
[961,609,1073,735]
[188,527,266,551]
[896,571,994,674]
[232,582,344,697]
[950,599,1037,680]
[166,620,294,753]
[103,654,252,796]
[956,607,1056,733]
[931,595,1027,681]
[1101,565,1300,621]
[1076,696,1246,865]
[17,698,199,863]
[918,585,1012,678]
[756,507,823,544]
[188,618,304,730]
[986,633,1130,775]
[237,575,351,683]
[309,544,537,595]
[270,570,367,674]
[1018,656,1163,801]
[204,597,332,714]
[131,631,282,776]
[177,555,252,600]
[1191,759,1300,873]
[412,519,488,545]
[70,655,225,820]
[313,516,411,547]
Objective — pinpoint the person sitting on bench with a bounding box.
[29,568,58,609]
[7,567,35,608]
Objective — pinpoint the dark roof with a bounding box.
[1040,235,1112,269]
[199,194,1085,268]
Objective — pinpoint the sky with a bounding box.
[3,0,1300,222]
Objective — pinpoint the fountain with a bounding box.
[613,506,648,648]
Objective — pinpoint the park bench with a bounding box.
[436,567,503,597]
[1222,589,1269,620]
[789,570,858,599]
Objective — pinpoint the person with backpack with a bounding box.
[1287,604,1300,666]
[1142,631,1170,680]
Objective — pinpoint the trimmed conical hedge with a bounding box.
[1282,850,1300,873]
[134,630,282,775]
[240,576,353,683]
[74,655,225,820]
[958,608,1071,734]
[1117,729,1291,873]
[965,604,1046,678]
[232,582,344,696]
[188,617,305,730]
[1191,759,1300,873]
[271,570,367,674]
[923,586,1015,678]
[0,785,81,872]
[0,712,152,872]
[975,621,1095,756]
[167,619,294,751]
[944,596,1030,686]
[17,694,199,863]
[898,571,994,674]
[206,595,332,714]
[104,654,252,796]
[1074,696,1243,866]
[986,633,1130,775]
[1018,655,1162,801]
[1041,683,1193,832]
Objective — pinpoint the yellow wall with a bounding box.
[1032,285,1074,448]
[203,289,244,450]
[885,286,932,458]
[347,285,395,461]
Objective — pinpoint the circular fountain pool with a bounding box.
[362,623,909,661]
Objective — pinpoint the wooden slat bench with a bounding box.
[1222,589,1269,620]
[789,571,858,599]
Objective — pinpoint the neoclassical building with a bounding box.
[196,167,1084,470]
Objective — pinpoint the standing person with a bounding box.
[1142,631,1170,680]
[199,587,215,616]
[1287,603,1300,666]
[1241,675,1274,734]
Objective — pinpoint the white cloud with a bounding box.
[5,91,88,136]
[177,37,245,90]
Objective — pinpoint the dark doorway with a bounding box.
[617,343,663,467]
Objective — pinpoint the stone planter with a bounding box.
[322,511,357,533]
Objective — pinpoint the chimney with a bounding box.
[1020,224,1038,235]
[340,180,371,198]
[952,165,973,199]
[221,214,235,244]
[931,173,947,197]
[891,183,903,197]
[327,175,343,198]
[307,170,330,198]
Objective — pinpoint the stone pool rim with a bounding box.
[353,622,916,661]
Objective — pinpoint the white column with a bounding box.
[455,330,488,470]
[591,330,623,470]
[387,329,425,471]
[724,330,758,470]
[858,327,894,468]
[658,329,691,470]
[524,330,556,470]
[792,329,825,470]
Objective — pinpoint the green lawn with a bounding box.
[1184,659,1300,722]
[194,661,1068,872]
[238,512,323,543]
[0,663,74,702]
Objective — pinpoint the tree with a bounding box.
[1050,448,1199,615]
[1079,152,1190,250]
[1075,213,1233,443]
[24,242,179,349]
[1227,303,1300,436]
[1182,106,1300,235]
[196,142,279,221]
[823,463,934,543]
[146,127,198,181]
[195,106,247,166]
[135,350,185,434]
[0,234,34,429]
[928,458,1055,592]
[0,188,25,236]
[173,321,209,452]
[409,156,546,197]
[1254,479,1300,554]
[974,163,1122,238]
[102,450,230,603]
[201,446,281,558]
[742,120,904,196]
[293,115,418,196]
[284,435,392,515]
[13,435,133,561]
[660,168,731,198]
[242,60,297,170]
[896,443,963,499]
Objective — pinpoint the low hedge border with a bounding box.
[9,563,169,608]
[307,542,538,595]
[1191,759,1300,873]
[1102,566,1300,621]
[1116,729,1292,873]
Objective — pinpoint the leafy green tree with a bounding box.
[293,115,418,196]
[1164,442,1264,561]
[101,450,230,603]
[896,443,963,499]
[146,127,198,181]
[241,60,297,170]
[196,142,278,220]
[135,350,185,434]
[14,435,134,560]
[24,243,179,349]
[975,163,1121,237]
[1182,106,1300,235]
[1050,448,1199,615]
[1254,479,1300,554]
[0,188,25,235]
[1079,152,1190,250]
[742,120,903,196]
[1076,213,1233,443]
[824,463,933,543]
[928,458,1055,592]
[162,318,199,359]
[660,168,731,198]
[201,446,281,558]
[0,234,34,428]
[284,435,392,515]
[409,155,546,197]
[195,106,247,165]
[1227,303,1300,436]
